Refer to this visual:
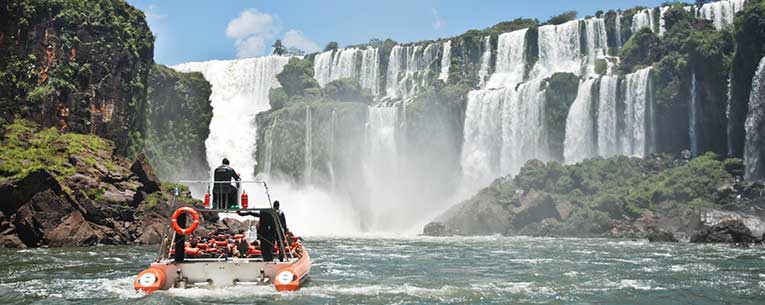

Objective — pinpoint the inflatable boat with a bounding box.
[134,180,310,294]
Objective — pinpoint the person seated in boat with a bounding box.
[273,201,289,234]
[212,158,241,209]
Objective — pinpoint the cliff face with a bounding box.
[144,64,213,183]
[0,0,154,155]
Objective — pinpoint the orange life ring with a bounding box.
[171,207,200,236]
[134,268,166,294]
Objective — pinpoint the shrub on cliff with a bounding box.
[276,57,320,97]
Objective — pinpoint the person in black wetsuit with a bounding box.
[255,210,277,262]
[213,158,241,209]
[273,201,288,234]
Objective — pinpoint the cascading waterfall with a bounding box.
[631,8,656,34]
[532,20,583,78]
[304,105,313,185]
[461,89,505,187]
[583,18,609,75]
[173,56,290,180]
[438,41,452,82]
[328,110,337,192]
[486,29,527,89]
[385,43,442,99]
[564,79,598,164]
[360,48,381,96]
[364,106,401,229]
[698,0,747,30]
[744,57,765,179]
[477,36,492,87]
[499,80,549,175]
[690,73,699,157]
[615,11,623,48]
[597,75,620,157]
[621,67,653,156]
[314,47,381,96]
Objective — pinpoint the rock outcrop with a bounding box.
[425,153,765,244]
[0,120,224,248]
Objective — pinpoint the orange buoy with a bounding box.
[171,207,200,236]
[134,268,166,294]
[274,268,300,291]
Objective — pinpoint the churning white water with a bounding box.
[744,56,765,179]
[173,56,290,180]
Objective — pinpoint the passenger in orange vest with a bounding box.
[213,158,241,209]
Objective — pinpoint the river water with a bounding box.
[1,236,763,304]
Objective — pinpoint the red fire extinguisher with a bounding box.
[204,193,211,209]
[241,191,248,209]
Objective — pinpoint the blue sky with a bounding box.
[126,0,666,66]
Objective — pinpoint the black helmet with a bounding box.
[273,200,280,209]
[222,158,230,165]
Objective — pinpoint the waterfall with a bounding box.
[364,106,401,229]
[460,89,504,187]
[477,36,492,87]
[263,117,277,176]
[597,75,620,157]
[486,29,527,89]
[631,8,656,34]
[385,43,441,99]
[621,67,653,156]
[532,20,582,78]
[328,110,337,191]
[360,48,380,96]
[582,18,609,75]
[173,56,290,180]
[658,6,670,35]
[304,105,313,185]
[314,47,381,96]
[690,73,699,157]
[438,40,452,82]
[698,0,747,30]
[564,78,598,164]
[615,11,623,48]
[314,48,358,87]
[744,57,765,179]
[499,80,549,175]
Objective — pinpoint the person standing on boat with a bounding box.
[256,210,277,262]
[273,201,288,233]
[213,158,241,209]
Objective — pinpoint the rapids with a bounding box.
[1,237,764,304]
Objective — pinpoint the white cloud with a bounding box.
[226,9,281,58]
[282,29,320,53]
[235,36,268,58]
[432,8,444,30]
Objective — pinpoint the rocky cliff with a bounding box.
[0,0,154,155]
[144,64,213,183]
[0,120,239,248]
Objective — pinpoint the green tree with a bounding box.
[546,11,577,25]
[272,40,286,55]
[275,58,320,97]
[324,41,339,52]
